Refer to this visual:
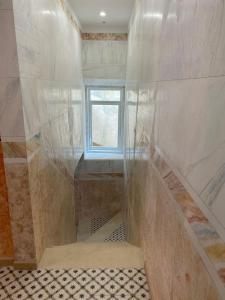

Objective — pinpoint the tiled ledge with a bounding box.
[150,146,225,299]
[2,133,41,161]
[1,133,76,186]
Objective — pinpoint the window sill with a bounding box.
[84,152,124,160]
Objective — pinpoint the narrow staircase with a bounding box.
[39,212,143,269]
[32,212,151,299]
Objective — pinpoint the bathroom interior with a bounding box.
[0,0,225,299]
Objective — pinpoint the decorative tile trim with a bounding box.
[2,142,27,158]
[150,145,225,295]
[0,142,14,258]
[1,137,26,143]
[75,173,124,181]
[82,33,128,41]
[3,158,27,164]
[0,258,14,267]
[59,0,81,33]
[1,133,41,161]
[13,261,37,271]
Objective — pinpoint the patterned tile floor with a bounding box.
[90,217,112,235]
[0,267,150,300]
[104,224,126,242]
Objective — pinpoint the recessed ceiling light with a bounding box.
[99,11,106,17]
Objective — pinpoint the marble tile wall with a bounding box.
[0,141,14,260]
[27,148,76,262]
[0,0,25,139]
[0,0,84,265]
[75,159,124,220]
[154,76,225,235]
[0,0,23,264]
[75,178,124,220]
[82,34,128,82]
[125,0,225,298]
[14,0,83,264]
[12,0,84,176]
[142,157,221,300]
[4,162,36,264]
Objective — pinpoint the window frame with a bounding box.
[85,86,125,154]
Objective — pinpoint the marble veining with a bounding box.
[125,0,225,298]
[82,40,127,80]
[148,146,225,296]
[201,163,225,207]
[4,162,36,263]
[0,0,84,265]
[154,76,225,232]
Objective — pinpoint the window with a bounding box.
[85,86,124,155]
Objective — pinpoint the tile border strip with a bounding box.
[0,258,14,267]
[150,145,225,298]
[59,0,81,33]
[82,33,128,41]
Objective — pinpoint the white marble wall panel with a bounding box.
[127,0,225,82]
[125,0,152,175]
[12,0,83,81]
[71,88,84,164]
[125,0,225,296]
[125,0,225,244]
[82,40,127,80]
[12,0,84,175]
[155,76,225,231]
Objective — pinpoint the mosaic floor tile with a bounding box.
[0,267,150,299]
[104,224,126,242]
[90,217,112,234]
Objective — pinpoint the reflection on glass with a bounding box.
[92,105,118,148]
[90,90,120,101]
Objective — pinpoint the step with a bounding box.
[86,212,123,242]
[38,242,144,269]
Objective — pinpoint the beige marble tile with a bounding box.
[2,141,26,158]
[142,166,221,300]
[27,150,76,263]
[76,178,123,220]
[4,162,36,263]
[0,142,14,258]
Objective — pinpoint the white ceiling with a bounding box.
[68,0,135,33]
